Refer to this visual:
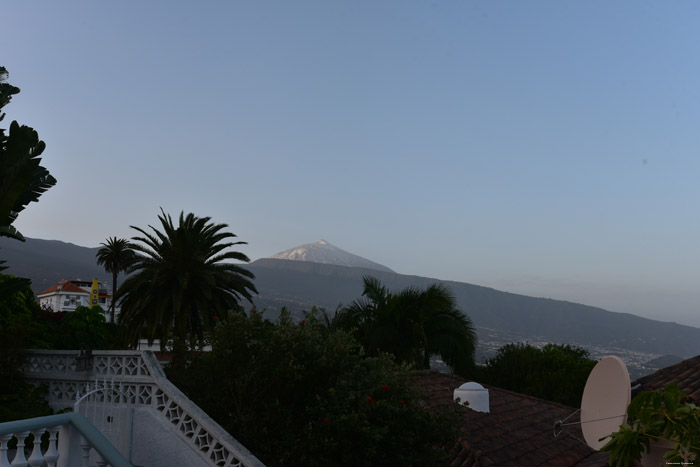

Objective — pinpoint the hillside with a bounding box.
[0,237,111,293]
[247,258,700,357]
[3,237,700,357]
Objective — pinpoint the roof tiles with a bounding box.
[37,280,89,296]
[414,372,610,467]
[632,355,700,402]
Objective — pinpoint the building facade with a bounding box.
[37,279,116,315]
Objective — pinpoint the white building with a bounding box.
[37,279,116,315]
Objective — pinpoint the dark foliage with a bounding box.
[0,275,52,422]
[96,237,135,323]
[167,309,460,466]
[478,342,596,407]
[337,276,477,376]
[601,383,700,466]
[116,210,256,347]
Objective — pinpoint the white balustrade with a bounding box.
[0,414,132,467]
[24,350,265,467]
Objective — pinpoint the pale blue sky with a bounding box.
[4,2,700,327]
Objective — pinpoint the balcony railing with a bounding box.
[0,412,132,467]
[24,350,264,467]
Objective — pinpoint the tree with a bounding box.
[478,342,596,406]
[166,309,460,467]
[96,237,135,323]
[0,67,55,422]
[55,305,113,350]
[115,210,257,348]
[0,274,53,422]
[601,383,700,466]
[0,66,56,298]
[337,276,477,375]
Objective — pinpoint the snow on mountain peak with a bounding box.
[269,240,394,273]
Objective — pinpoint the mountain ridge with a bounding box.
[248,258,700,356]
[3,237,700,357]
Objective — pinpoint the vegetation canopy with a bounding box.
[478,342,596,407]
[601,383,700,466]
[0,66,56,299]
[116,210,257,348]
[0,67,55,422]
[167,308,461,467]
[96,237,135,323]
[336,276,477,376]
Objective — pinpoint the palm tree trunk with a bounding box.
[110,272,117,323]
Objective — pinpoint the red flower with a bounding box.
[213,316,219,321]
[365,396,374,404]
[381,385,390,391]
[323,418,330,425]
[300,320,306,325]
[400,400,405,405]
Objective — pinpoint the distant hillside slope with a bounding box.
[0,237,110,293]
[4,237,700,357]
[248,258,700,357]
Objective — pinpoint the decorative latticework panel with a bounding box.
[26,355,77,375]
[24,350,264,467]
[93,355,150,377]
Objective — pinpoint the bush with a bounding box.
[167,309,460,466]
[601,383,700,466]
[0,275,52,422]
[478,342,596,406]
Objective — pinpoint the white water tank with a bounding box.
[453,382,490,413]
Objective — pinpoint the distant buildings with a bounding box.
[37,279,117,316]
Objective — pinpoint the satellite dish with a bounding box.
[580,355,631,450]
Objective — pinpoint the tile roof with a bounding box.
[413,372,610,467]
[632,355,700,402]
[37,280,89,296]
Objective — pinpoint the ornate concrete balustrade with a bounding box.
[24,350,264,467]
[0,412,132,467]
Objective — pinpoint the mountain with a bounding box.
[0,237,111,293]
[246,258,700,357]
[270,239,394,273]
[3,237,700,357]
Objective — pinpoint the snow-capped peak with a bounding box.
[269,240,394,273]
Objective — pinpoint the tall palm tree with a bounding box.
[337,276,477,375]
[96,237,135,323]
[115,210,257,348]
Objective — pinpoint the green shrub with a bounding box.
[478,342,596,406]
[601,383,700,466]
[167,310,460,466]
[0,275,52,422]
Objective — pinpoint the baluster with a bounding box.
[10,430,29,467]
[0,434,12,467]
[94,452,107,467]
[100,378,107,432]
[107,380,115,436]
[27,429,45,467]
[79,436,90,467]
[43,427,60,467]
[92,380,98,428]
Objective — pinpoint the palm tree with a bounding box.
[115,210,257,348]
[337,276,477,375]
[96,237,135,323]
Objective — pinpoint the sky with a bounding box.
[4,1,700,327]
